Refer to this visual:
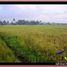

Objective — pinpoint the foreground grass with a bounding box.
[0,25,67,63]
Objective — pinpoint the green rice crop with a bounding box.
[0,25,67,63]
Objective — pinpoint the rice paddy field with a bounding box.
[0,25,67,63]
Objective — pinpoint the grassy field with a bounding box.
[0,25,67,63]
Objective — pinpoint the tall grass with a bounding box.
[0,25,66,63]
[0,34,19,62]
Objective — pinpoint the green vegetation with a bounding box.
[0,25,67,63]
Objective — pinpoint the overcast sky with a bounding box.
[0,4,67,23]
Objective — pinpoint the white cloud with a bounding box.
[0,6,3,10]
[12,5,37,11]
[12,5,67,14]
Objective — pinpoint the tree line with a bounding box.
[0,18,67,25]
[0,19,42,25]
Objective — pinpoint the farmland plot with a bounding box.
[0,25,67,63]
